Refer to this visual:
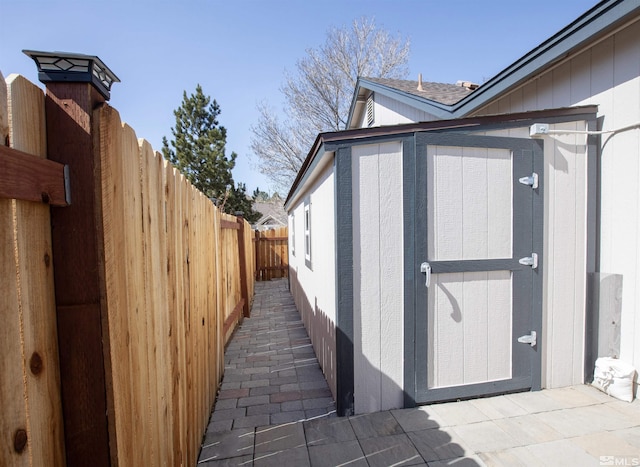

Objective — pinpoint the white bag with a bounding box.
[592,357,636,402]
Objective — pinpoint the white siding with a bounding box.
[288,165,337,397]
[474,19,640,393]
[352,141,404,413]
[372,93,440,127]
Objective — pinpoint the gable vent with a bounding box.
[366,94,374,127]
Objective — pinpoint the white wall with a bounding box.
[475,17,640,394]
[371,93,439,127]
[288,164,337,397]
[352,141,404,413]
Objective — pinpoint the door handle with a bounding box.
[420,262,431,287]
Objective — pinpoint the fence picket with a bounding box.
[2,73,65,466]
[1,71,256,467]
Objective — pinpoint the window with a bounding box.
[366,93,374,127]
[290,213,295,256]
[304,199,311,268]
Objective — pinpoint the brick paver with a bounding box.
[198,279,337,463]
[198,279,640,466]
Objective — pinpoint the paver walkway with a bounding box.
[198,279,640,466]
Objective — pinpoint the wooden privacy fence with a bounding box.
[0,70,255,467]
[255,226,289,281]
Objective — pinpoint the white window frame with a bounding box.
[304,199,311,269]
[290,213,295,257]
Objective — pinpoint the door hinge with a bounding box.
[517,331,537,347]
[519,253,538,269]
[518,172,539,189]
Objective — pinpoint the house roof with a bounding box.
[347,0,640,128]
[252,200,287,228]
[364,78,474,105]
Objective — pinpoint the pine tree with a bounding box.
[162,84,260,222]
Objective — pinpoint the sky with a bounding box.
[1,0,598,195]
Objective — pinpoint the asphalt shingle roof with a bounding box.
[365,77,475,105]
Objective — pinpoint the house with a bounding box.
[285,0,640,416]
[252,193,288,231]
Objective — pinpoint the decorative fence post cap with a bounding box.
[23,50,120,100]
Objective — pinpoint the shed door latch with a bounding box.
[518,172,539,189]
[420,262,431,288]
[519,253,538,269]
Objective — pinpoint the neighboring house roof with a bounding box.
[347,0,640,128]
[252,200,287,229]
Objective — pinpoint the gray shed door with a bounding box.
[412,133,543,404]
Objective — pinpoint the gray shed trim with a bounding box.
[408,132,544,403]
[345,0,640,128]
[335,145,354,416]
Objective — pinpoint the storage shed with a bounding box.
[286,0,640,416]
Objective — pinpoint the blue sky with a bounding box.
[1,0,596,195]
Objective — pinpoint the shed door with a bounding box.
[412,133,543,404]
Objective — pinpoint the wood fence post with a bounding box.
[26,51,120,467]
[236,214,250,318]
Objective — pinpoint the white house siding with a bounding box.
[372,93,439,127]
[352,141,404,413]
[473,18,640,394]
[288,165,337,398]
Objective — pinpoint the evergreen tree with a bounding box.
[162,84,260,222]
[228,183,262,224]
[252,187,270,201]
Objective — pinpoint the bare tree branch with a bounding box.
[250,17,410,193]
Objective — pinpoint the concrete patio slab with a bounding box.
[493,413,564,445]
[358,433,424,467]
[406,427,471,461]
[452,420,520,453]
[303,417,356,446]
[308,440,367,467]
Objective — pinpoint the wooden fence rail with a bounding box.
[255,226,289,281]
[0,70,255,466]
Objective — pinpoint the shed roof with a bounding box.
[285,105,598,210]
